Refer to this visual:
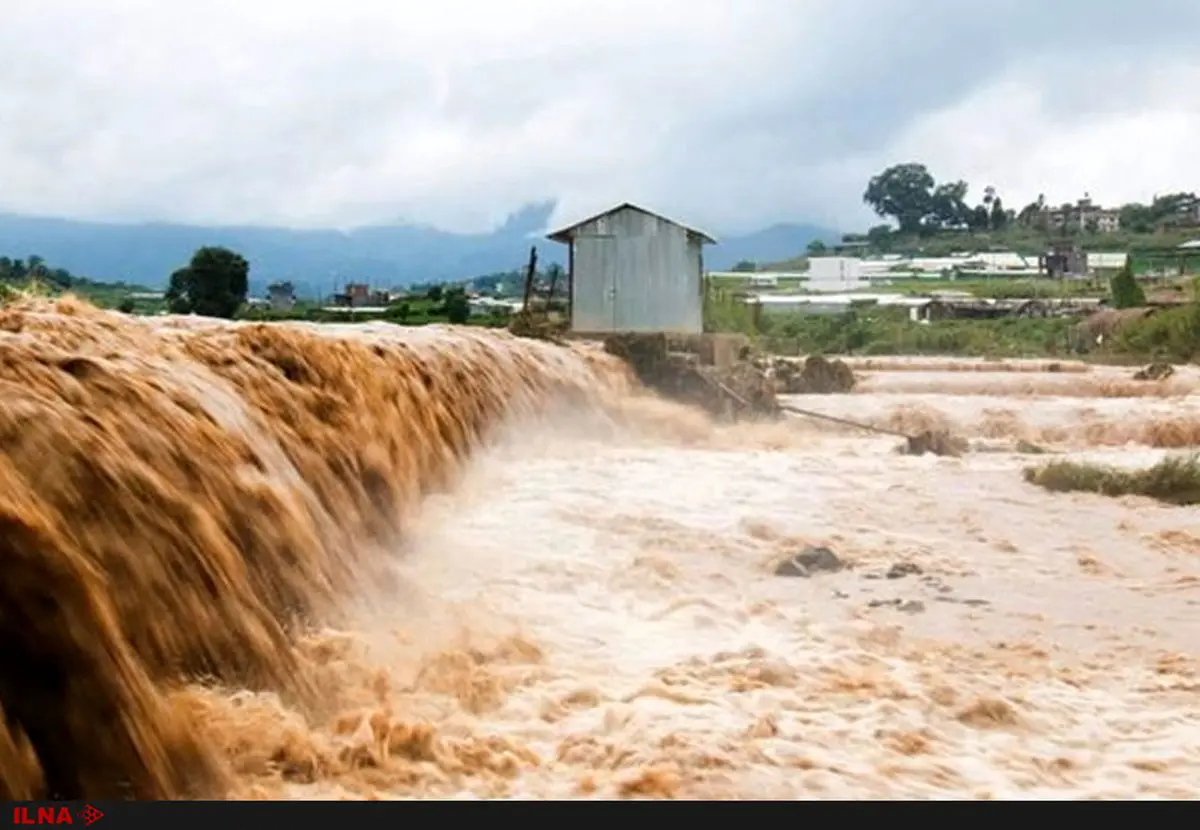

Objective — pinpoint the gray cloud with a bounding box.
[1,0,1197,235]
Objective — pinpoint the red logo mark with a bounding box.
[11,805,100,826]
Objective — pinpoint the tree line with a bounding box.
[0,255,116,290]
[857,162,1197,238]
[0,247,255,318]
[165,247,476,323]
[1,244,485,325]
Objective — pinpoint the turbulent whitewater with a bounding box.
[3,299,1200,801]
[0,296,631,799]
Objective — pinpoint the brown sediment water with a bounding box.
[5,311,1200,801]
[855,368,1199,398]
[841,357,1092,374]
[0,296,631,799]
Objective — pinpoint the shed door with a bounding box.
[572,234,618,332]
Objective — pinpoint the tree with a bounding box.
[862,163,935,233]
[1016,198,1044,228]
[385,301,411,323]
[24,255,49,287]
[865,225,893,251]
[117,298,136,314]
[1150,192,1197,224]
[929,180,970,229]
[1109,259,1146,309]
[731,260,758,272]
[442,287,470,324]
[165,246,249,318]
[805,240,828,256]
[425,284,444,302]
[0,256,83,289]
[989,197,1008,230]
[1120,202,1154,233]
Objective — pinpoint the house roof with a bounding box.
[546,202,717,245]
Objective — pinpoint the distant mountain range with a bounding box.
[0,202,837,297]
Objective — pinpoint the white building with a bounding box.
[806,257,872,292]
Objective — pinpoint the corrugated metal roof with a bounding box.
[546,202,717,245]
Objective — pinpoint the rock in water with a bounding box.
[775,546,845,577]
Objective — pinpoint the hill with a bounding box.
[0,205,837,297]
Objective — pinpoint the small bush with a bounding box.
[1023,454,1200,505]
[1109,260,1146,309]
[442,288,470,324]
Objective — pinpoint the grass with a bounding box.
[1114,302,1200,363]
[703,274,1200,362]
[1023,454,1200,505]
[755,309,1077,359]
[704,286,1081,358]
[879,277,1108,299]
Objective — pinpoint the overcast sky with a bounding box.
[3,0,1199,235]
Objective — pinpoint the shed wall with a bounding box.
[568,207,703,334]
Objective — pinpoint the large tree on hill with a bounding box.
[862,163,935,233]
[165,246,249,318]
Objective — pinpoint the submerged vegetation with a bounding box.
[1024,455,1200,506]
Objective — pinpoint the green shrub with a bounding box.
[1115,304,1200,362]
[1109,260,1146,309]
[1024,454,1200,506]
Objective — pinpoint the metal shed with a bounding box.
[547,202,716,334]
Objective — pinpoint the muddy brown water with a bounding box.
[2,305,1199,800]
